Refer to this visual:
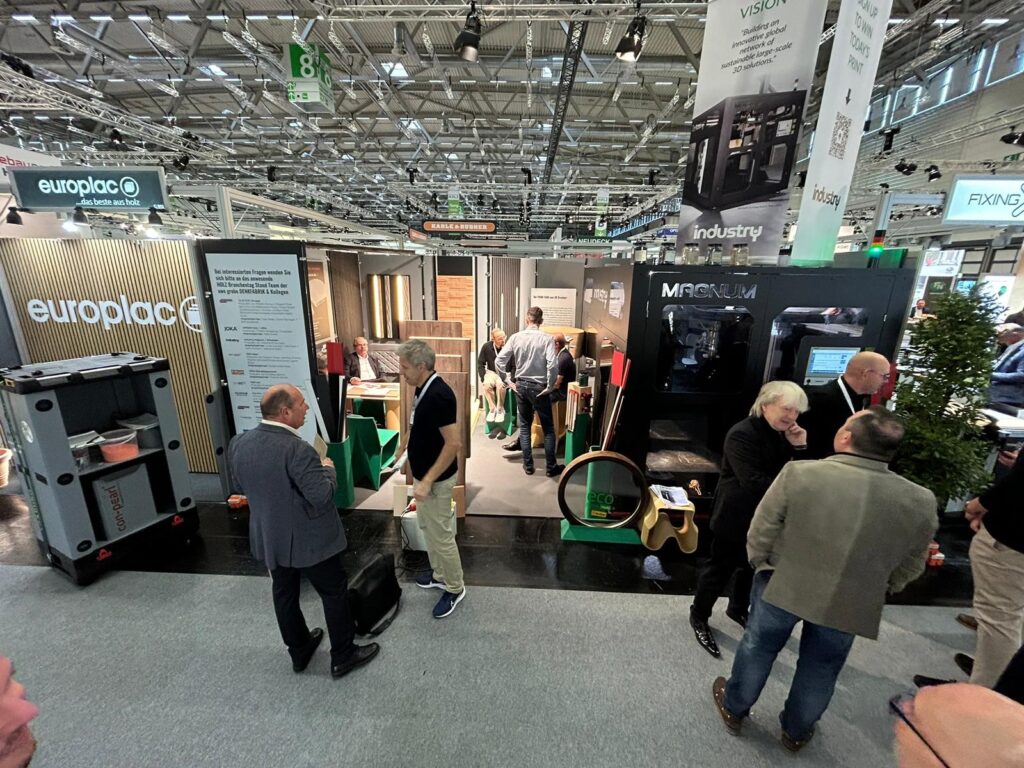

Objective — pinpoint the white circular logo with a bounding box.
[179,296,202,333]
[119,176,140,197]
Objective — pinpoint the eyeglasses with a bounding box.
[889,693,952,767]
[869,370,892,380]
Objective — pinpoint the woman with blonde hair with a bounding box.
[690,380,810,658]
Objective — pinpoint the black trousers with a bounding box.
[995,644,1024,705]
[270,552,356,665]
[691,530,754,623]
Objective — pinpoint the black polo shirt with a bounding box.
[408,374,458,482]
[556,349,577,395]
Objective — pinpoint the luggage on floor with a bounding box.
[348,553,402,636]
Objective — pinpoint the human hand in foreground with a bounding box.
[0,656,38,768]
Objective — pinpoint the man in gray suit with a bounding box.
[711,406,937,752]
[229,384,379,679]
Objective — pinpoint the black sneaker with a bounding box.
[502,440,522,452]
[414,571,445,590]
[433,588,466,619]
[524,465,535,475]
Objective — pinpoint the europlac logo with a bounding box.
[35,174,141,198]
[26,295,202,333]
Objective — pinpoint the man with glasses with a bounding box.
[800,351,892,459]
[711,408,936,752]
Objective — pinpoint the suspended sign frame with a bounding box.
[8,166,168,212]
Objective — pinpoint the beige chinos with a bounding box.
[416,474,463,593]
[970,525,1024,687]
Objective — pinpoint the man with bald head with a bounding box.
[228,384,379,680]
[800,351,892,459]
[549,333,577,403]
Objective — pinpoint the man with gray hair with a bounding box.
[988,324,1024,407]
[712,406,937,752]
[395,339,466,619]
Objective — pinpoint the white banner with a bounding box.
[792,0,892,263]
[944,175,1024,225]
[677,0,828,261]
[206,252,317,443]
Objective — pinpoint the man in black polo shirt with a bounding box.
[396,339,466,619]
[549,333,577,403]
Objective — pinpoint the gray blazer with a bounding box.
[228,422,344,571]
[747,454,937,639]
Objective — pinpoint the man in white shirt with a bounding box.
[346,337,383,385]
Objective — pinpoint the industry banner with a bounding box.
[792,0,892,264]
[677,0,828,262]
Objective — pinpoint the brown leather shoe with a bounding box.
[956,613,978,631]
[712,677,742,733]
[781,727,814,752]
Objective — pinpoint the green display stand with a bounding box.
[564,413,591,464]
[347,414,399,490]
[352,397,387,428]
[560,519,641,545]
[484,388,516,435]
[326,438,355,509]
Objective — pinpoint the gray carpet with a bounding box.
[1,565,973,768]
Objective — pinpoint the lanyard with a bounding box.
[837,377,857,415]
[410,373,438,425]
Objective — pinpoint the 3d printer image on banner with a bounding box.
[792,0,892,264]
[677,0,828,261]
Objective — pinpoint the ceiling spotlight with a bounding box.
[407,167,419,184]
[894,159,909,173]
[72,206,89,226]
[521,167,532,184]
[148,207,163,225]
[5,207,23,225]
[477,193,484,206]
[797,171,807,188]
[454,2,482,63]
[648,168,660,186]
[431,192,439,209]
[1000,126,1023,145]
[615,4,647,63]
[109,129,124,146]
[926,165,942,182]
[880,126,900,152]
[903,161,917,176]
[172,155,189,171]
[267,166,277,182]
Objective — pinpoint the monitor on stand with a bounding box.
[804,346,861,387]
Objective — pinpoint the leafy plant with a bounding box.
[891,287,999,510]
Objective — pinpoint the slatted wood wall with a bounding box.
[490,257,521,333]
[0,239,216,472]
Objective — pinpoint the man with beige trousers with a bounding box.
[711,407,937,752]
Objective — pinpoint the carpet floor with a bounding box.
[1,565,973,768]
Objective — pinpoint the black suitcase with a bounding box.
[347,553,402,636]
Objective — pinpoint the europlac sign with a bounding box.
[8,166,169,212]
[943,175,1024,226]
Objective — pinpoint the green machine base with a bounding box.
[560,519,641,545]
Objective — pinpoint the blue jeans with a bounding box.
[515,380,556,472]
[724,571,855,741]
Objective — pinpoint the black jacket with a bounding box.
[979,457,1024,554]
[710,416,801,541]
[478,340,498,382]
[799,377,867,459]
[345,351,384,381]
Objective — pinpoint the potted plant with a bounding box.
[891,287,999,512]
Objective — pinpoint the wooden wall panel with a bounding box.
[434,354,463,373]
[327,250,364,349]
[0,239,216,472]
[435,276,475,346]
[398,320,463,340]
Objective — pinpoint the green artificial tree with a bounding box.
[892,287,999,511]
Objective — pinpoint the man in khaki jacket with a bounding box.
[711,406,937,752]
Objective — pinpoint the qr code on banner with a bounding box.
[829,113,852,160]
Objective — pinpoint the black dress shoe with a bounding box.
[913,674,955,688]
[331,643,380,679]
[954,653,974,677]
[725,607,748,629]
[502,441,522,452]
[545,465,564,477]
[523,465,535,475]
[291,627,324,673]
[690,612,721,658]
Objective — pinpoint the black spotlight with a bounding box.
[267,166,277,182]
[521,167,532,185]
[407,167,418,184]
[5,206,23,225]
[477,193,484,206]
[109,129,124,146]
[894,159,909,174]
[72,206,89,226]
[148,207,163,226]
[902,162,918,176]
[797,171,807,188]
[431,192,439,209]
[880,126,900,152]
[491,199,499,213]
[615,5,647,63]
[648,168,660,186]
[172,155,189,171]
[926,165,942,182]
[454,2,482,62]
[1000,126,1023,145]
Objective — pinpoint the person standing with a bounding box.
[800,351,891,459]
[988,325,1024,407]
[477,328,507,422]
[228,384,379,679]
[690,381,809,658]
[549,333,577,403]
[396,340,467,619]
[712,407,937,751]
[495,306,560,477]
[346,336,388,385]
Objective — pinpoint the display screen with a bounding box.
[764,306,867,382]
[806,347,861,378]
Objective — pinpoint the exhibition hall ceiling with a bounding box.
[0,1,1021,238]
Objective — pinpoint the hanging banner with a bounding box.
[943,175,1024,225]
[792,0,892,264]
[447,187,463,218]
[284,43,334,114]
[677,0,828,262]
[595,188,610,238]
[8,166,168,212]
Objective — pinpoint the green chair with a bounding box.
[351,397,387,428]
[347,414,400,490]
[484,388,517,436]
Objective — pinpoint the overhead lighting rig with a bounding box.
[455,3,483,62]
[615,2,647,63]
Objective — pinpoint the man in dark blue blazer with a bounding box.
[989,325,1024,407]
[229,384,379,679]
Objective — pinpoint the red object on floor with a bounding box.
[611,350,625,387]
[326,342,344,375]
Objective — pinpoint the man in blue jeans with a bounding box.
[495,306,560,476]
[711,407,936,752]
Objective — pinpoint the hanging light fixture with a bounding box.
[454,2,482,62]
[926,165,942,182]
[148,207,164,225]
[615,2,646,63]
[1000,126,1023,145]
[5,207,23,225]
